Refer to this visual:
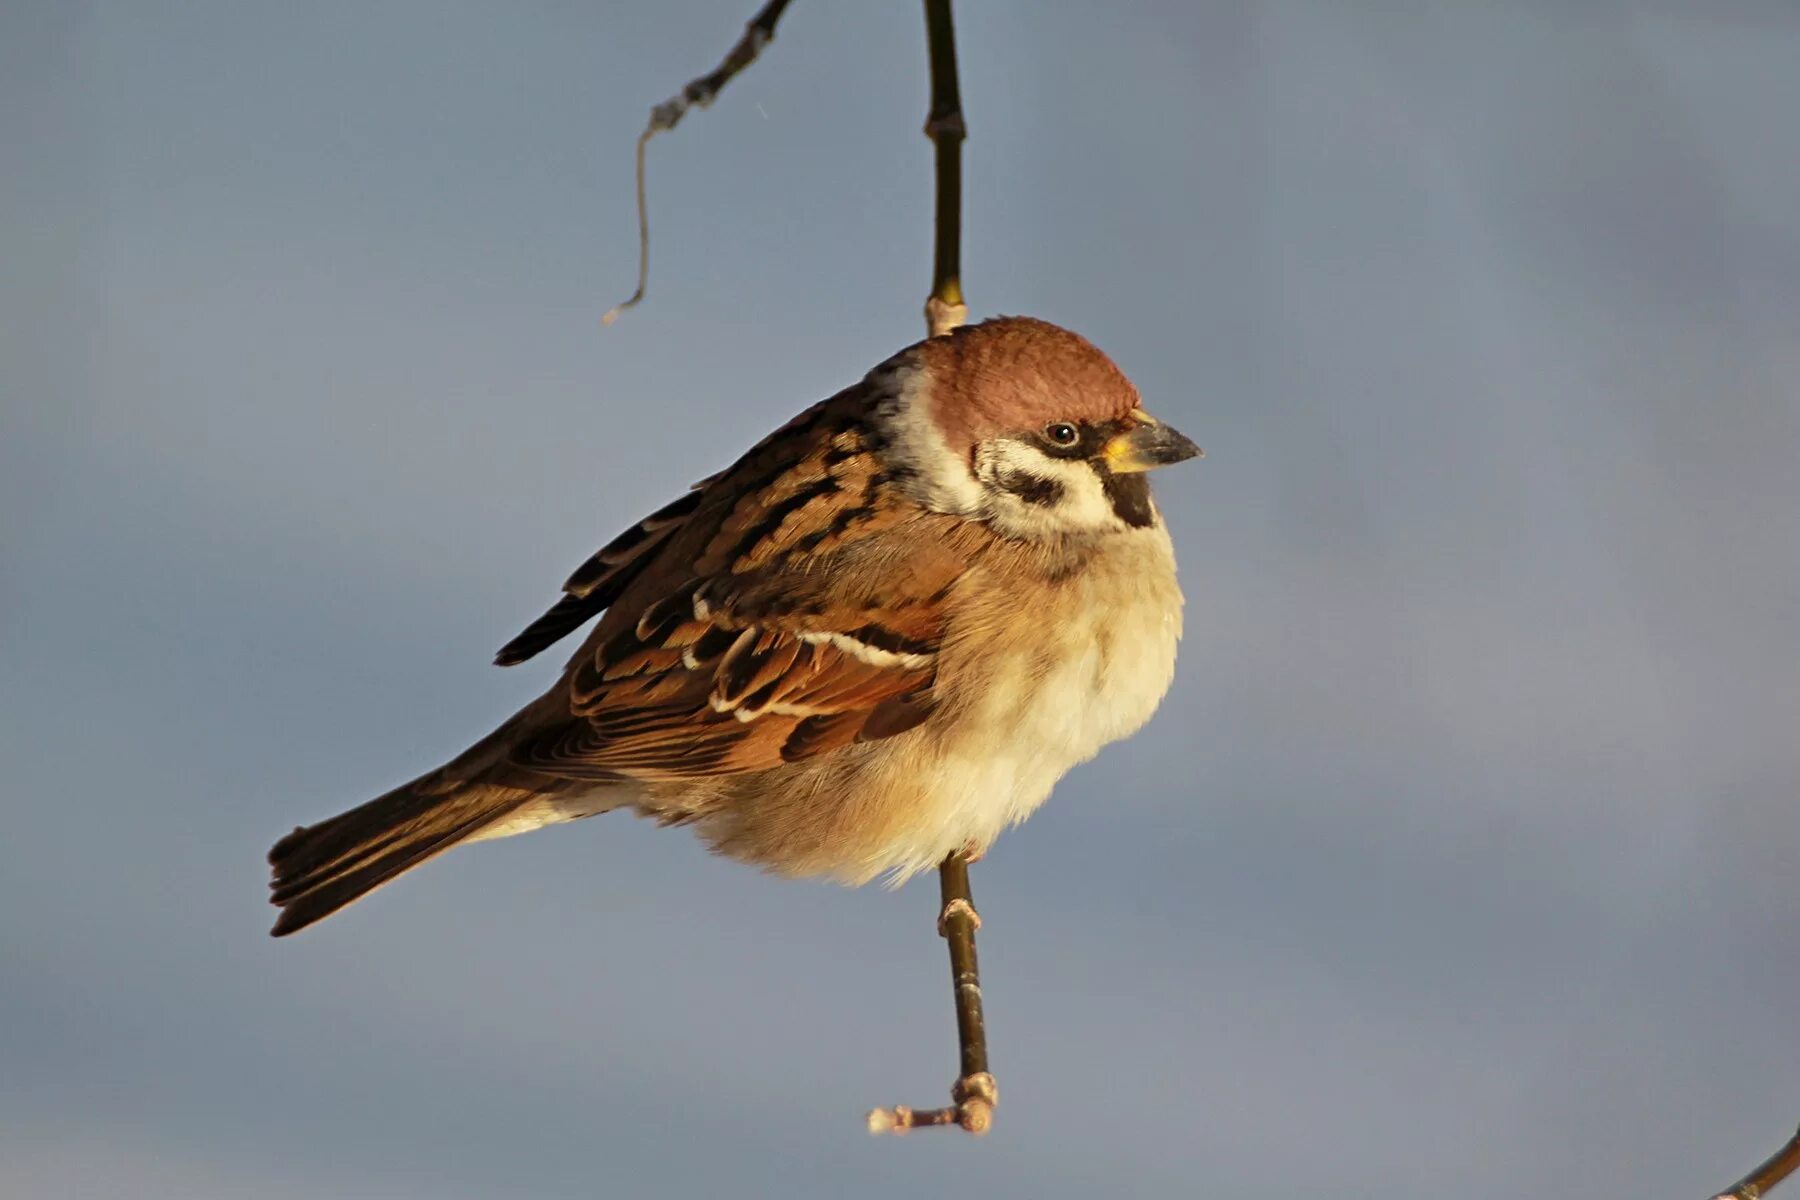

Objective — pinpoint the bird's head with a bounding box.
[871,316,1200,538]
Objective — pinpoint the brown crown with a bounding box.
[914,316,1142,451]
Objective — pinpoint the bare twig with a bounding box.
[601,0,795,326]
[867,852,997,1136]
[1713,1125,1800,1199]
[865,0,989,1139]
[920,0,967,337]
[867,0,990,1139]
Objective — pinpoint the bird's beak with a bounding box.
[1102,411,1203,473]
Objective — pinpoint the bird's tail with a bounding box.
[267,767,534,937]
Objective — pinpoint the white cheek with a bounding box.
[975,440,1123,537]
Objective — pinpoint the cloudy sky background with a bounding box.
[5,2,1799,1196]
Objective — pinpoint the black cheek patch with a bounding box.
[1099,468,1154,528]
[998,468,1064,507]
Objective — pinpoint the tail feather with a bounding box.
[268,772,530,937]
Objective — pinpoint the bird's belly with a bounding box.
[814,527,1184,883]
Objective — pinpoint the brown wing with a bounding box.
[494,389,866,667]
[502,384,985,781]
[494,487,707,666]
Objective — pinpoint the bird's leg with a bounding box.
[867,851,997,1136]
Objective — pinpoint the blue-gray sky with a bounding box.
[5,3,1799,1196]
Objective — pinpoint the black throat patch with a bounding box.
[1097,467,1154,528]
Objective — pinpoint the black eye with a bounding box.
[1044,422,1079,447]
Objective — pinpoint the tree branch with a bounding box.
[601,0,795,326]
[920,0,967,337]
[866,0,991,1139]
[867,851,997,1135]
[1713,1124,1800,1200]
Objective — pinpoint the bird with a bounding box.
[268,315,1200,936]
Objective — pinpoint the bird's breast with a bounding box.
[860,523,1184,879]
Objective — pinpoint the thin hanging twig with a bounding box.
[601,0,795,326]
[1713,1125,1800,1200]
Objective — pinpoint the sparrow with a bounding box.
[268,316,1200,936]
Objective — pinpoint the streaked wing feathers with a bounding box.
[494,489,706,666]
[513,567,947,781]
[496,382,983,781]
